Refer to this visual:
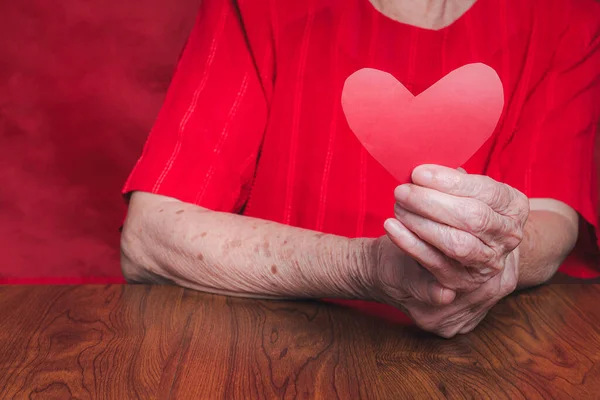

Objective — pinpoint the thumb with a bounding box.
[404,262,456,306]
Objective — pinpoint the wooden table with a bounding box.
[0,283,599,399]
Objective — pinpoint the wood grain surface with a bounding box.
[0,282,599,399]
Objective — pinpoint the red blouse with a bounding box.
[124,0,600,319]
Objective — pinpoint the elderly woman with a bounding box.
[120,0,599,338]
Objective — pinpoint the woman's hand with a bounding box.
[363,164,527,337]
[385,165,529,292]
[369,234,519,338]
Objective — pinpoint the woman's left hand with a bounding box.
[385,164,530,293]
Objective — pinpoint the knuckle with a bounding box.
[489,185,505,207]
[507,188,530,220]
[447,233,479,262]
[505,218,524,241]
[505,234,523,252]
[483,181,513,213]
[457,272,490,293]
[451,243,472,261]
[482,180,506,202]
[498,219,524,252]
[467,205,493,235]
[446,231,467,256]
[480,246,499,267]
[485,255,506,273]
[468,265,495,283]
[491,261,506,276]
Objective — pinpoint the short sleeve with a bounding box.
[123,0,273,213]
[493,12,600,262]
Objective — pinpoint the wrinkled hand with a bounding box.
[386,165,529,293]
[371,234,519,338]
[369,164,528,337]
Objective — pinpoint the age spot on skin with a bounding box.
[263,242,272,257]
[271,265,278,274]
[191,232,208,241]
[197,253,204,261]
[159,209,164,213]
[176,209,184,215]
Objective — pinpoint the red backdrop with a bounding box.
[0,1,598,283]
[0,0,200,283]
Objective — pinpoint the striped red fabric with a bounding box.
[124,0,600,318]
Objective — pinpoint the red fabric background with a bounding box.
[0,0,200,283]
[0,1,598,283]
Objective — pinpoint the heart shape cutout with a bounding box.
[341,63,504,183]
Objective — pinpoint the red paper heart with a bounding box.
[341,64,504,183]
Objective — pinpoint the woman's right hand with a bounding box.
[367,235,457,309]
[367,234,515,338]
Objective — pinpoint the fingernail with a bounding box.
[434,283,456,306]
[394,185,410,201]
[421,169,433,182]
[438,286,456,305]
[414,166,433,183]
[384,218,404,237]
[428,283,447,305]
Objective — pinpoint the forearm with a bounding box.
[121,192,373,300]
[516,209,579,289]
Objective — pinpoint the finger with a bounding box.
[454,273,509,335]
[431,296,490,337]
[407,292,488,338]
[500,250,519,295]
[428,307,487,338]
[400,300,457,337]
[394,205,502,284]
[414,278,500,337]
[394,183,519,249]
[383,218,457,304]
[412,165,529,219]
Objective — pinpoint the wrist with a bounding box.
[342,237,381,301]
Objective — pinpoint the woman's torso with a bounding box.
[236,0,598,278]
[245,0,544,233]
